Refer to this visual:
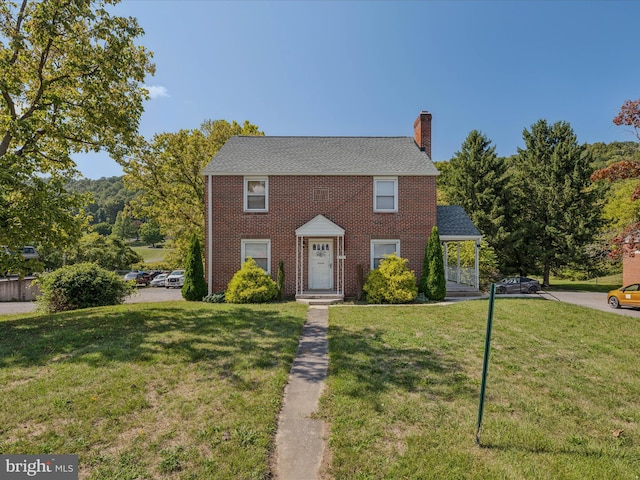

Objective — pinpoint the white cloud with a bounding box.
[144,85,169,99]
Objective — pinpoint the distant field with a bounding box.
[548,273,622,292]
[131,245,168,264]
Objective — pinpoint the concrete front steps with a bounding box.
[446,282,482,297]
[295,292,344,305]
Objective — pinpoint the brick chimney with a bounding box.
[413,111,432,159]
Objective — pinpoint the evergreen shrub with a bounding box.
[182,233,207,301]
[36,262,133,313]
[363,254,417,304]
[225,258,278,303]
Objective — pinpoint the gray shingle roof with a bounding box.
[202,136,439,176]
[437,206,482,238]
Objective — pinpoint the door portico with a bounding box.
[295,215,345,298]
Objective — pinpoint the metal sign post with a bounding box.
[476,282,496,446]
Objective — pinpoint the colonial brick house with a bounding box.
[202,111,481,300]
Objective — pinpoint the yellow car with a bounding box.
[608,284,640,309]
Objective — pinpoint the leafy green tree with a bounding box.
[139,221,163,247]
[66,233,142,270]
[511,120,603,286]
[182,233,207,301]
[425,226,446,301]
[93,222,113,236]
[438,130,511,270]
[121,119,263,265]
[0,0,154,252]
[111,209,138,240]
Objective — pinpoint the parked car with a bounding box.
[1,245,41,276]
[124,271,151,286]
[607,284,640,309]
[150,273,168,287]
[1,245,40,260]
[165,270,185,288]
[495,276,541,294]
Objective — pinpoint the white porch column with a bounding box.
[443,242,449,282]
[456,242,461,284]
[475,240,480,289]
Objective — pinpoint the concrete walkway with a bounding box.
[273,305,329,480]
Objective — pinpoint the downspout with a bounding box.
[207,175,213,295]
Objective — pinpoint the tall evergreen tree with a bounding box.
[511,120,603,286]
[425,227,446,301]
[439,130,511,271]
[182,233,207,301]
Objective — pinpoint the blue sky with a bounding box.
[76,0,640,178]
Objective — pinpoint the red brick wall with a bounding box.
[204,175,437,298]
[623,253,640,286]
[413,112,432,159]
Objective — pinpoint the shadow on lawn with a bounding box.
[327,324,476,402]
[0,305,304,373]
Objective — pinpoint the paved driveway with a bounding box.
[0,286,184,316]
[540,290,640,318]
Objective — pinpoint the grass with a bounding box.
[319,299,640,479]
[547,273,623,293]
[131,245,168,264]
[3,298,639,479]
[0,302,308,479]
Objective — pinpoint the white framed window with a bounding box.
[241,239,271,273]
[371,240,400,269]
[244,177,268,212]
[374,177,398,212]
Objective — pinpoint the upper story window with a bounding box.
[242,239,271,273]
[374,177,398,212]
[371,240,400,269]
[244,177,268,212]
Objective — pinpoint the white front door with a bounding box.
[309,240,333,290]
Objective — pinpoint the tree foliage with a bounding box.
[66,176,138,224]
[438,130,511,268]
[139,220,163,247]
[589,100,640,259]
[111,208,138,240]
[182,233,207,301]
[511,120,602,285]
[121,119,263,265]
[0,0,154,252]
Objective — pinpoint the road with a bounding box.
[0,286,184,316]
[539,290,640,318]
[2,288,640,318]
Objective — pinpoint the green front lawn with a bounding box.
[320,299,640,479]
[0,302,307,479]
[2,298,639,479]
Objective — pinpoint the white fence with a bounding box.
[446,266,476,287]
